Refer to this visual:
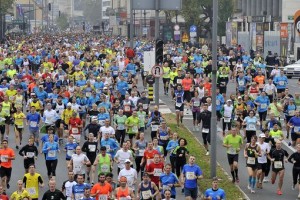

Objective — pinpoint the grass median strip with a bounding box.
[164,113,246,200]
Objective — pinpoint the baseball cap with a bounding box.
[124,159,131,164]
[67,102,72,107]
[92,116,98,121]
[259,133,266,138]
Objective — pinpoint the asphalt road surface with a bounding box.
[158,77,300,200]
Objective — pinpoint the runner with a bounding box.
[23,164,44,200]
[113,176,135,200]
[159,164,180,199]
[42,179,66,200]
[288,143,300,198]
[90,173,113,200]
[18,138,38,173]
[256,133,270,189]
[136,172,159,200]
[0,139,15,190]
[61,171,76,200]
[203,177,226,200]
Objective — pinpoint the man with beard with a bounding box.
[90,173,112,200]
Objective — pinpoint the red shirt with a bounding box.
[69,118,82,135]
[147,162,164,185]
[42,73,52,79]
[143,149,159,170]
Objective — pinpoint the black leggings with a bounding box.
[116,130,126,146]
[46,159,58,176]
[176,158,186,177]
[265,158,271,177]
[170,156,176,173]
[293,167,300,185]
[222,120,232,132]
[135,156,144,178]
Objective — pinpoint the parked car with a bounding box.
[283,60,300,79]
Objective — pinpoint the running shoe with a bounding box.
[263,177,269,183]
[277,189,283,195]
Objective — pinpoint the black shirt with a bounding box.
[82,141,98,158]
[42,189,66,200]
[288,152,300,168]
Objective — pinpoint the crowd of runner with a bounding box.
[0,32,299,199]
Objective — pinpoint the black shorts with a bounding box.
[259,111,267,121]
[0,167,12,178]
[184,187,198,199]
[175,104,184,111]
[14,126,23,133]
[202,132,210,145]
[227,154,239,165]
[257,163,267,172]
[192,111,200,121]
[246,164,258,170]
[128,134,136,139]
[216,111,222,120]
[291,133,300,142]
[162,78,170,85]
[277,88,285,93]
[0,125,5,135]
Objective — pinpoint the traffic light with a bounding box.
[48,3,51,11]
[155,39,163,64]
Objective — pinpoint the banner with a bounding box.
[226,22,232,47]
[256,23,264,53]
[280,23,288,57]
[250,23,256,50]
[231,22,238,46]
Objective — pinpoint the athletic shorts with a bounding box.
[184,187,198,199]
[277,88,285,93]
[227,154,239,165]
[175,104,184,112]
[291,133,300,142]
[259,111,267,121]
[0,167,12,178]
[257,163,267,172]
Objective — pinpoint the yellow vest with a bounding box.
[24,173,42,199]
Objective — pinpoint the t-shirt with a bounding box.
[182,164,202,188]
[14,112,25,127]
[204,188,226,200]
[42,189,66,200]
[10,189,30,200]
[90,182,112,199]
[0,148,15,168]
[223,134,243,155]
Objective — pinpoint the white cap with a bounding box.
[259,133,266,138]
[125,159,131,164]
[92,116,98,121]
[67,102,72,107]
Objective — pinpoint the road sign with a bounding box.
[151,65,163,78]
[143,27,148,35]
[174,24,180,31]
[190,25,197,38]
[182,32,189,43]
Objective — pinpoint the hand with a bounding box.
[24,156,27,159]
[271,158,275,162]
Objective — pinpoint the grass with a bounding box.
[164,113,246,200]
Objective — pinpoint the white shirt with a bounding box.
[100,126,115,137]
[43,109,57,124]
[115,149,132,169]
[63,180,77,198]
[271,69,280,77]
[71,153,89,175]
[118,168,137,189]
[257,142,270,163]
[263,84,277,95]
[129,96,139,108]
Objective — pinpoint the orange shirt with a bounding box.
[91,182,112,199]
[181,78,193,91]
[28,82,36,93]
[203,82,212,96]
[116,187,129,199]
[59,91,70,98]
[143,149,159,169]
[253,75,265,85]
[0,148,15,168]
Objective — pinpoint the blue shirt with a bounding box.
[289,116,300,134]
[126,63,136,75]
[42,141,59,160]
[41,134,59,143]
[254,95,270,112]
[273,75,288,89]
[159,172,179,196]
[72,183,90,199]
[237,77,247,91]
[101,138,119,158]
[64,142,78,160]
[216,94,225,111]
[182,164,202,188]
[116,81,129,96]
[205,188,226,200]
[26,112,41,131]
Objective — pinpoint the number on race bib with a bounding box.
[141,190,152,199]
[48,150,56,158]
[274,161,283,169]
[224,118,231,123]
[202,128,209,133]
[186,172,195,180]
[247,157,256,165]
[30,121,37,127]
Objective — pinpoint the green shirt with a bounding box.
[0,110,8,125]
[137,111,146,128]
[114,115,127,130]
[268,103,282,117]
[223,134,243,155]
[125,116,139,134]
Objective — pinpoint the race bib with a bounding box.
[124,105,131,112]
[74,165,81,172]
[67,150,74,157]
[59,75,64,81]
[113,71,118,76]
[295,126,300,132]
[216,100,220,105]
[153,168,162,176]
[228,147,236,155]
[260,103,267,109]
[238,81,244,86]
[9,96,14,101]
[160,135,168,140]
[132,126,138,133]
[247,157,256,165]
[289,110,295,116]
[175,102,182,107]
[147,158,153,165]
[224,118,231,123]
[266,89,272,95]
[18,125,24,128]
[88,145,96,152]
[86,92,91,97]
[72,128,79,134]
[143,71,148,76]
[26,152,35,158]
[141,190,152,199]
[193,101,200,107]
[162,185,171,191]
[48,150,56,158]
[248,124,256,130]
[101,164,110,173]
[28,187,36,195]
[143,104,148,110]
[75,194,83,200]
[202,128,209,133]
[186,172,195,180]
[274,161,283,169]
[30,121,37,127]
[279,81,284,86]
[99,120,105,126]
[151,125,159,132]
[0,155,7,162]
[177,79,182,84]
[118,124,125,130]
[138,149,145,157]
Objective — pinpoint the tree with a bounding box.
[0,0,15,14]
[180,0,234,38]
[56,13,69,31]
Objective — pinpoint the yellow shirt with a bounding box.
[43,62,53,71]
[24,173,43,199]
[14,112,25,126]
[61,109,75,124]
[6,69,17,78]
[10,189,30,200]
[73,71,85,81]
[30,101,42,111]
[5,89,17,101]
[163,67,170,79]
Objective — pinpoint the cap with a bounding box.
[238,96,242,99]
[124,159,131,164]
[227,99,232,102]
[92,116,98,121]
[67,102,72,107]
[103,87,108,90]
[259,133,266,138]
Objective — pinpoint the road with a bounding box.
[158,77,300,200]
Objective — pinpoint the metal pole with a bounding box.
[133,10,135,37]
[210,0,218,178]
[52,0,54,27]
[34,3,36,33]
[154,0,159,107]
[42,0,44,31]
[129,0,134,48]
[29,0,30,33]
